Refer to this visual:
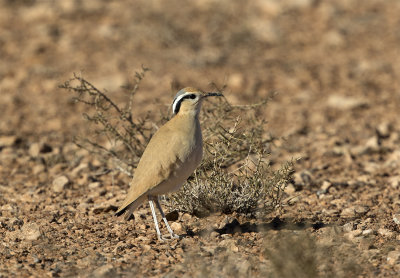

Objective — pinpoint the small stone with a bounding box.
[29,143,41,157]
[32,164,46,175]
[71,163,88,177]
[218,239,239,252]
[77,203,90,212]
[317,181,331,196]
[293,170,314,186]
[341,207,356,218]
[29,142,53,157]
[393,213,400,225]
[210,231,219,238]
[181,213,191,221]
[354,206,369,215]
[170,222,183,233]
[327,95,367,110]
[320,181,331,192]
[52,175,69,192]
[21,223,41,241]
[143,245,151,252]
[389,176,400,189]
[362,229,374,236]
[378,228,393,237]
[365,136,379,150]
[387,251,400,265]
[0,135,19,147]
[342,222,355,232]
[284,183,295,194]
[88,182,101,189]
[1,204,15,214]
[377,123,391,138]
[346,229,362,240]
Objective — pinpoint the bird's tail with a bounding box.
[115,194,147,220]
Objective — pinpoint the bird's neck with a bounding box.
[176,109,200,118]
[174,111,201,136]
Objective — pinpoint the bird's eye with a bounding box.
[189,94,196,99]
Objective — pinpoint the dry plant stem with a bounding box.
[60,67,150,175]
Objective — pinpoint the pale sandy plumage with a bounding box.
[115,87,222,240]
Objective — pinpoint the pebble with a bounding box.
[327,95,367,110]
[393,213,400,225]
[345,229,362,240]
[378,228,393,237]
[32,164,45,175]
[142,245,151,252]
[376,122,390,138]
[21,223,41,241]
[320,181,332,193]
[362,229,374,236]
[387,251,400,265]
[218,239,239,252]
[0,135,18,147]
[284,183,296,194]
[170,222,183,233]
[293,170,314,187]
[181,213,192,221]
[29,142,53,157]
[210,231,219,238]
[29,143,41,157]
[341,207,356,218]
[88,182,100,189]
[354,206,369,215]
[389,176,400,189]
[342,222,355,232]
[52,175,69,192]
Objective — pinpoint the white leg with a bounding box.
[148,199,163,241]
[156,197,180,239]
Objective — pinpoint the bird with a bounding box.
[115,87,223,240]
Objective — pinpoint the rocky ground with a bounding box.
[1,0,400,277]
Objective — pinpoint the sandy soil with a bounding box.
[1,0,400,277]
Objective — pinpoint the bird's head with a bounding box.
[172,87,223,116]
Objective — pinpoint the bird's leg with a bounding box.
[148,199,163,241]
[156,197,180,239]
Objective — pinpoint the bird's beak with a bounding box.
[203,92,223,98]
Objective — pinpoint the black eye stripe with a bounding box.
[173,94,197,114]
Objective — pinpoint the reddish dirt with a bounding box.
[1,0,400,277]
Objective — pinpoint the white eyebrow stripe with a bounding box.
[172,93,191,114]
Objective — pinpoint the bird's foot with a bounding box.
[157,233,180,241]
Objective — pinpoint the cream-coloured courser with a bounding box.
[115,87,222,240]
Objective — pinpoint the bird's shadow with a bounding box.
[183,217,330,238]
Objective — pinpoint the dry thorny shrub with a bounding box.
[60,67,154,177]
[60,69,293,217]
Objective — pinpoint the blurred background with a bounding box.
[2,0,399,140]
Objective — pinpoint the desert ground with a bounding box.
[1,0,400,277]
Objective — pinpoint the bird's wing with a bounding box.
[115,120,186,214]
